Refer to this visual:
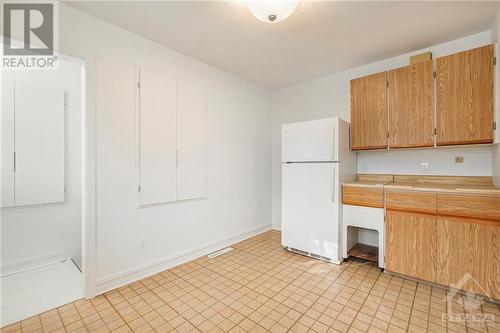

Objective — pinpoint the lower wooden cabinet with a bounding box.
[385,210,437,282]
[437,216,499,299]
[385,192,500,299]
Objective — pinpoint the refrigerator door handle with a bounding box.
[331,165,336,203]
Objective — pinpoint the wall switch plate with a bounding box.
[420,161,429,173]
[139,238,148,252]
[455,156,464,163]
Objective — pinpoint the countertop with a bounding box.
[342,180,390,189]
[384,182,500,195]
[343,174,394,188]
[343,174,500,196]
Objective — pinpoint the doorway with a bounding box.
[0,53,87,327]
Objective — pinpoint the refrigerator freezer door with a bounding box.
[282,162,340,262]
[282,118,335,162]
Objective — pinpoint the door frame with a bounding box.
[59,43,97,299]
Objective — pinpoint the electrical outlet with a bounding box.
[455,156,464,163]
[139,238,148,252]
[420,161,429,173]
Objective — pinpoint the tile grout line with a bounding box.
[103,233,306,332]
[405,280,419,332]
[348,267,397,332]
[334,260,380,332]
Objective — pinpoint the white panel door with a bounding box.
[282,162,340,262]
[176,80,206,200]
[1,77,15,207]
[282,118,335,163]
[139,69,177,205]
[15,73,66,206]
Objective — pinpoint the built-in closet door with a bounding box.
[138,68,177,205]
[15,73,66,206]
[1,77,15,207]
[176,81,207,200]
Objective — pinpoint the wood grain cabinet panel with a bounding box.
[437,216,499,299]
[436,44,494,145]
[437,194,500,221]
[388,61,433,148]
[385,210,437,282]
[342,186,384,208]
[386,190,437,215]
[350,72,388,150]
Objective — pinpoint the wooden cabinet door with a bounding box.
[436,44,494,145]
[388,61,433,148]
[437,217,499,299]
[385,210,437,282]
[350,72,388,150]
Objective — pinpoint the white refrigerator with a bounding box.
[281,117,356,264]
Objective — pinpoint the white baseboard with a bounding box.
[1,250,66,277]
[95,223,271,295]
[271,225,281,231]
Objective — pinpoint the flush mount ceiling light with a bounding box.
[247,1,300,23]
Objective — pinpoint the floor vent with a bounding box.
[286,247,333,263]
[288,247,309,256]
[207,247,234,259]
[310,252,332,262]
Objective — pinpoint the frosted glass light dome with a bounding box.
[247,1,300,23]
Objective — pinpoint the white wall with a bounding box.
[271,31,494,228]
[1,57,83,274]
[358,146,492,176]
[56,4,271,292]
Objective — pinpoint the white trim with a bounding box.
[271,225,281,231]
[0,251,67,277]
[95,223,271,295]
[59,42,98,299]
[207,247,234,259]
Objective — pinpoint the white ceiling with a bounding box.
[69,1,498,90]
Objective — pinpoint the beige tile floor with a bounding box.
[2,230,499,333]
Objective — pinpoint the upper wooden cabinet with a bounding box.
[350,72,388,150]
[388,61,433,148]
[435,44,494,145]
[350,44,495,150]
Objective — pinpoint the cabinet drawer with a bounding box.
[437,194,500,221]
[342,186,384,208]
[386,191,436,214]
